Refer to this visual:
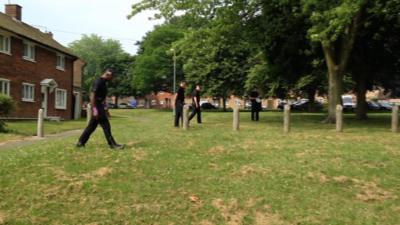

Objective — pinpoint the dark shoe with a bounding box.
[110,144,125,150]
[76,142,85,148]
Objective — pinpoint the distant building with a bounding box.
[0,4,84,119]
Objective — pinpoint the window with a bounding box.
[0,78,10,96]
[56,53,65,70]
[55,88,67,110]
[0,34,11,54]
[23,41,35,61]
[22,83,35,102]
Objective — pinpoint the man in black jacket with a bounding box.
[189,84,202,124]
[76,68,124,149]
[174,81,187,127]
[250,89,261,121]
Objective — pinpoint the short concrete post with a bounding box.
[87,103,92,125]
[183,105,189,130]
[336,105,343,132]
[391,105,399,133]
[283,105,290,133]
[233,107,240,131]
[37,108,44,138]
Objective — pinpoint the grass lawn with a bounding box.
[0,119,87,143]
[0,109,399,224]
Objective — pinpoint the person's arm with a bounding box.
[90,92,99,117]
[173,93,177,107]
[194,96,199,108]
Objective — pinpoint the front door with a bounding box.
[41,86,48,118]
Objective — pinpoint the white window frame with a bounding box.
[55,88,67,110]
[56,53,65,71]
[0,78,10,96]
[23,41,35,62]
[0,34,11,55]
[22,83,35,102]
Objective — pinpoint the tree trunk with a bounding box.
[114,95,119,108]
[324,46,344,123]
[222,97,227,112]
[355,75,368,120]
[322,9,363,123]
[307,88,317,112]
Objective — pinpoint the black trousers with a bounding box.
[78,105,117,146]
[251,107,259,121]
[189,106,202,123]
[174,102,184,127]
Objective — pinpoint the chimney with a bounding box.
[5,4,22,21]
[46,32,53,39]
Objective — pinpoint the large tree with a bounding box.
[131,23,184,96]
[350,0,400,119]
[69,34,133,99]
[175,23,252,110]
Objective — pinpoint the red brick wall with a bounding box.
[0,36,74,119]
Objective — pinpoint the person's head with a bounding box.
[101,68,114,81]
[196,84,201,91]
[180,81,187,88]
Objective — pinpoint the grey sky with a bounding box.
[0,0,162,55]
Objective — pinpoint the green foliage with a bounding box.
[175,23,252,98]
[132,23,184,95]
[302,0,366,45]
[0,94,14,132]
[69,34,132,97]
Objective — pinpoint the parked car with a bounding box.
[378,101,393,111]
[342,95,356,111]
[292,100,323,111]
[201,102,217,109]
[107,102,116,109]
[118,103,128,109]
[367,101,381,110]
[278,100,291,110]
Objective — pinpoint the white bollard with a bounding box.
[392,105,399,133]
[336,105,343,132]
[37,108,44,137]
[233,107,240,131]
[283,105,290,133]
[87,103,92,125]
[183,105,189,130]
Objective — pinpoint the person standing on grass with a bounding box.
[250,89,261,121]
[174,81,187,127]
[76,68,124,150]
[189,84,202,124]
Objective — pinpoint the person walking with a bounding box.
[174,81,187,127]
[189,84,202,124]
[250,89,261,121]
[76,68,124,149]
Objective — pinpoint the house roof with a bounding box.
[0,12,77,58]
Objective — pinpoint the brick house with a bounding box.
[0,4,82,120]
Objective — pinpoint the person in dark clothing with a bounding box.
[76,68,124,149]
[174,81,187,127]
[189,84,202,124]
[250,90,261,121]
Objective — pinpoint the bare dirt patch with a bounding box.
[354,180,397,202]
[208,146,226,154]
[131,203,162,213]
[211,198,246,225]
[93,167,113,177]
[233,165,270,177]
[332,176,397,202]
[255,211,286,225]
[198,220,214,225]
[132,150,147,161]
[0,212,6,225]
[307,171,329,183]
